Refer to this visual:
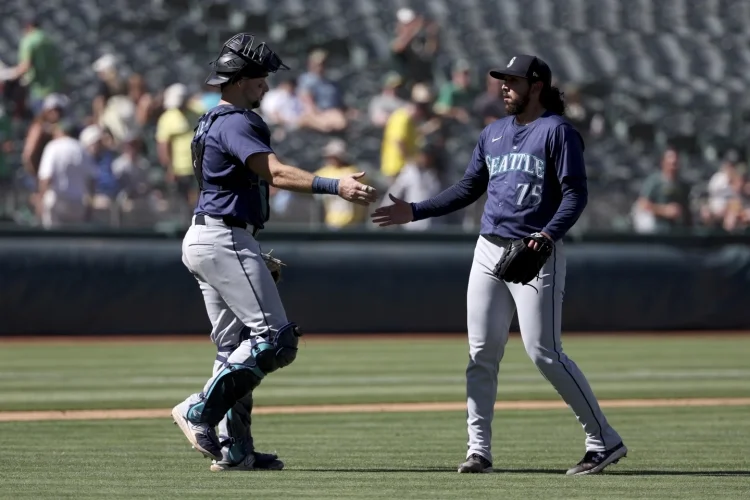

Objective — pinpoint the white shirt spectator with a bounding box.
[37,135,96,227]
[38,136,95,201]
[261,85,304,128]
[706,169,735,218]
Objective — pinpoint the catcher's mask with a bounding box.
[205,33,289,87]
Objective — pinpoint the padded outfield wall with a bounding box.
[1,228,748,336]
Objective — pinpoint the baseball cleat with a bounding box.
[566,442,627,475]
[171,405,223,460]
[210,451,284,472]
[458,453,493,473]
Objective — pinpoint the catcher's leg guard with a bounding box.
[220,393,254,465]
[187,364,263,427]
[187,324,301,428]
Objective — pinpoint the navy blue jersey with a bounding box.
[193,105,273,228]
[412,111,587,241]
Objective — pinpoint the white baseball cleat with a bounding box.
[171,405,223,461]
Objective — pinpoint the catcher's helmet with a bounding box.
[205,33,289,86]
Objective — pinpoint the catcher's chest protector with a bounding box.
[191,106,271,224]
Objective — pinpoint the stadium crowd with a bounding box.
[1,9,748,234]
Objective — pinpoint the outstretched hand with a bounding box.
[370,194,414,227]
[337,172,378,206]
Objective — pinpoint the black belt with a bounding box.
[481,234,514,247]
[194,214,259,236]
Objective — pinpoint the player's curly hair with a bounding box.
[540,85,566,116]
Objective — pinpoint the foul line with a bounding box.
[1,397,749,422]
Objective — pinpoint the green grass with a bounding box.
[1,335,749,498]
[1,407,749,499]
[0,336,748,411]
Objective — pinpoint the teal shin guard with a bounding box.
[222,394,254,464]
[187,364,263,427]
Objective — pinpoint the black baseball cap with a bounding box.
[489,55,552,88]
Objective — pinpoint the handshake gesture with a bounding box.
[370,194,413,226]
[337,172,378,206]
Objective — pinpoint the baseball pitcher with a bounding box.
[171,33,377,472]
[372,55,626,475]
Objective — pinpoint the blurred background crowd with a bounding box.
[1,0,749,235]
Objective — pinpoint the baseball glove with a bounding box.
[493,233,553,285]
[261,250,286,284]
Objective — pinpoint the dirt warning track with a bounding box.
[1,397,749,422]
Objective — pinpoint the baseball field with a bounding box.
[1,333,749,499]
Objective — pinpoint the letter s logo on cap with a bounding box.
[507,57,516,67]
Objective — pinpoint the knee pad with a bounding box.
[187,365,264,426]
[253,322,302,374]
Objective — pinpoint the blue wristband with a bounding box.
[312,176,340,195]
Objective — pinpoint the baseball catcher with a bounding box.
[171,32,376,473]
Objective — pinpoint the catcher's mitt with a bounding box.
[261,250,286,284]
[492,233,553,285]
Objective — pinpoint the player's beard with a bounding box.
[504,90,530,116]
[243,87,263,109]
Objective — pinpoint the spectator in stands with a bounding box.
[434,60,477,124]
[313,139,369,229]
[3,15,64,116]
[564,86,587,130]
[127,73,156,128]
[98,73,155,147]
[380,142,444,231]
[380,83,434,183]
[79,124,119,211]
[261,75,304,134]
[472,72,505,127]
[0,100,13,218]
[155,83,201,209]
[633,147,693,233]
[91,54,126,124]
[701,151,741,229]
[21,93,68,177]
[297,50,348,133]
[721,166,750,233]
[390,8,439,89]
[112,133,151,200]
[368,72,407,128]
[35,121,95,228]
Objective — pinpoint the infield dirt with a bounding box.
[1,397,749,422]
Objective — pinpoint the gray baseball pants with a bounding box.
[178,215,288,462]
[465,235,622,463]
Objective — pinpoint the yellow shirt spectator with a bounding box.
[314,164,368,228]
[155,107,201,177]
[380,107,418,178]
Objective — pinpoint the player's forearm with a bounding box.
[411,177,486,221]
[542,178,587,241]
[266,162,317,193]
[268,162,343,196]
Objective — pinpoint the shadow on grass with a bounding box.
[608,470,750,477]
[293,468,562,474]
[293,468,750,477]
